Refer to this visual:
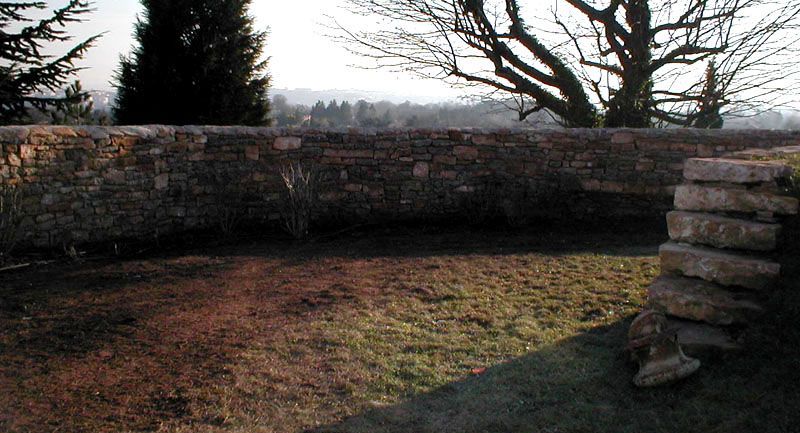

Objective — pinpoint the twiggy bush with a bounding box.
[459,181,501,226]
[0,184,22,261]
[213,173,246,237]
[280,163,321,240]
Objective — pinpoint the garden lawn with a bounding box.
[1,224,798,433]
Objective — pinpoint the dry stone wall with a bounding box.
[2,125,800,247]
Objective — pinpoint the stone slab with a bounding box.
[273,136,302,150]
[667,211,781,251]
[668,318,742,358]
[647,275,764,325]
[659,242,780,290]
[684,158,793,184]
[731,146,800,160]
[674,184,799,215]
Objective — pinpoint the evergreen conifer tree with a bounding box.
[51,80,94,125]
[339,101,353,126]
[114,0,270,125]
[310,100,327,127]
[0,1,100,125]
[325,100,340,125]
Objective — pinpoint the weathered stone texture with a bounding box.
[667,211,781,251]
[684,158,793,184]
[674,184,799,215]
[659,242,780,290]
[668,318,742,356]
[647,275,764,325]
[1,126,799,247]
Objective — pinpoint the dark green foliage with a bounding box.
[50,80,93,125]
[308,99,360,127]
[354,100,391,127]
[310,100,328,127]
[0,1,100,125]
[114,0,271,126]
[272,95,308,126]
[339,101,353,125]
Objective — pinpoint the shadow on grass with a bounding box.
[191,218,668,264]
[0,221,665,360]
[0,259,236,357]
[311,293,800,433]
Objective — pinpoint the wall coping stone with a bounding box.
[3,125,800,141]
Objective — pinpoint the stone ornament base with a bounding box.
[629,310,701,387]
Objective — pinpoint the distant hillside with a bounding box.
[64,89,800,130]
[270,88,458,106]
[87,91,116,112]
[724,111,800,130]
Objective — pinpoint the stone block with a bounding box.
[471,134,496,145]
[659,242,780,290]
[273,136,302,150]
[647,275,764,325]
[453,146,479,160]
[668,318,742,357]
[154,173,169,190]
[6,153,21,167]
[413,162,429,178]
[245,145,260,161]
[324,149,373,158]
[103,169,126,185]
[667,211,781,251]
[684,158,793,184]
[674,184,798,215]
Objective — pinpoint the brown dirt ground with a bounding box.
[3,223,766,433]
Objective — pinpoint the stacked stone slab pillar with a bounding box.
[630,152,799,386]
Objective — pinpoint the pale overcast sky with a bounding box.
[64,0,461,100]
[34,0,799,110]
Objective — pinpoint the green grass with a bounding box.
[316,253,653,402]
[301,246,800,433]
[2,226,799,433]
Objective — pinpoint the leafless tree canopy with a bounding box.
[333,0,800,127]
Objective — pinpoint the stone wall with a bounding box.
[2,125,800,247]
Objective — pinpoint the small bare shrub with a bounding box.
[501,195,530,228]
[217,188,246,236]
[280,163,321,240]
[460,181,501,226]
[461,178,547,228]
[0,184,22,261]
[213,172,246,237]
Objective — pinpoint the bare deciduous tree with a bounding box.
[333,0,800,128]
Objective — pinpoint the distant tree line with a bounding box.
[271,95,549,128]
